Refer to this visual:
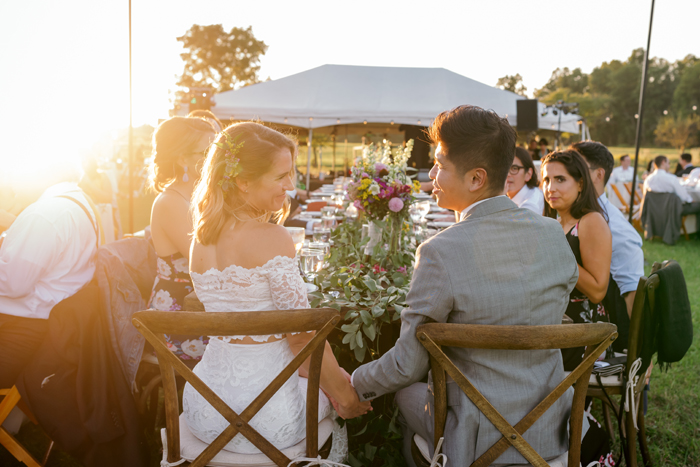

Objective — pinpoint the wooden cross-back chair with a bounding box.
[132,307,340,467]
[587,262,663,467]
[411,322,618,467]
[0,386,53,467]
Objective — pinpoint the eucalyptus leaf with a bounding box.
[341,323,359,333]
[355,331,364,348]
[363,323,376,341]
[353,344,366,362]
[360,309,372,326]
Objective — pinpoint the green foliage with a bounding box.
[654,115,700,152]
[536,49,700,147]
[307,218,415,466]
[496,74,527,97]
[174,24,268,110]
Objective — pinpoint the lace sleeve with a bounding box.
[267,257,309,311]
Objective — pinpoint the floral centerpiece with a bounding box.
[346,139,420,258]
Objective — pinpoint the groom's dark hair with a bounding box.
[428,105,516,192]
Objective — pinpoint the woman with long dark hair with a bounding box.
[541,150,612,369]
[542,149,615,466]
[506,147,544,214]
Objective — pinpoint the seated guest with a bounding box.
[506,146,544,214]
[608,154,634,185]
[146,116,216,361]
[570,142,644,351]
[644,155,700,216]
[352,105,580,466]
[675,153,695,177]
[538,137,549,159]
[0,162,100,388]
[541,150,612,370]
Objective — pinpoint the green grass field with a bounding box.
[2,202,699,465]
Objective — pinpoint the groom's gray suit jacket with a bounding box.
[353,196,579,465]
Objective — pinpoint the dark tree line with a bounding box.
[498,49,700,148]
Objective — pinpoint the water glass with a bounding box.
[321,205,337,219]
[312,223,331,242]
[284,227,306,254]
[300,248,325,282]
[309,241,331,267]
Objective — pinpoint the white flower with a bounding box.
[369,182,381,196]
[152,290,173,311]
[172,257,189,274]
[157,258,172,277]
[181,339,206,358]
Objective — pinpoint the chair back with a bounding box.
[640,192,683,244]
[132,308,340,467]
[416,322,617,467]
[626,265,661,379]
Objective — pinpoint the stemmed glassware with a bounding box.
[300,247,325,284]
[416,200,431,223]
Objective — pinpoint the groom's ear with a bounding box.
[465,167,488,193]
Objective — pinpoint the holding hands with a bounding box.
[330,368,372,419]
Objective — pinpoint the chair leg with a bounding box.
[637,409,652,467]
[681,216,689,241]
[0,427,43,467]
[601,401,615,441]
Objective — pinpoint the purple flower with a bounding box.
[388,197,404,212]
[353,200,364,211]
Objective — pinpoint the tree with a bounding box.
[672,59,700,117]
[173,24,267,111]
[534,67,588,98]
[496,74,527,96]
[654,115,699,152]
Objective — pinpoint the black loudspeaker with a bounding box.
[516,99,539,132]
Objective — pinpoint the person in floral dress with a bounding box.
[146,116,216,361]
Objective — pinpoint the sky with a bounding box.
[1,0,698,167]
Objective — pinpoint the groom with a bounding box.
[351,106,579,465]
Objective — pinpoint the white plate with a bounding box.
[299,211,322,217]
[429,221,455,228]
[414,192,431,199]
[426,213,453,220]
[305,283,319,293]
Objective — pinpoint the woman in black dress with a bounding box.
[541,149,612,368]
[541,149,615,465]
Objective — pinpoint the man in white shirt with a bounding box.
[608,154,635,185]
[644,155,700,216]
[571,141,644,320]
[0,175,99,388]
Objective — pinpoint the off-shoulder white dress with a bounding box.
[183,255,346,459]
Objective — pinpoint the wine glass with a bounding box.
[284,227,306,254]
[300,248,325,282]
[313,223,331,242]
[409,203,422,235]
[417,200,431,222]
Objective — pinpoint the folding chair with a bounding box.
[411,322,617,467]
[0,386,53,467]
[587,263,663,467]
[132,307,340,467]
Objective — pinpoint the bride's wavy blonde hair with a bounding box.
[192,122,297,245]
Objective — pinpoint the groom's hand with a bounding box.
[336,391,372,420]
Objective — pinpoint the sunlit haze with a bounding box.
[1,0,698,177]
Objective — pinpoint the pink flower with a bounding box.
[388,197,404,212]
[375,163,389,176]
[397,266,407,274]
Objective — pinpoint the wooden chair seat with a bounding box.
[133,308,341,467]
[413,433,569,467]
[411,322,617,467]
[175,414,334,467]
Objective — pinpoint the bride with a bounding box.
[184,122,370,458]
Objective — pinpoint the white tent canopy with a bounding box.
[211,64,583,134]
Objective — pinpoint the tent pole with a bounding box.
[306,128,313,197]
[629,0,655,224]
[128,0,134,234]
[344,125,349,176]
[332,135,336,177]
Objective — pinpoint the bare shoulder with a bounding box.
[254,223,295,257]
[578,212,610,237]
[152,191,188,218]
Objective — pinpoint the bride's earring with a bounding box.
[182,166,189,182]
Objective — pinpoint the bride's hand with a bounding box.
[336,393,372,420]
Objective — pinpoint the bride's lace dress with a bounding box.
[183,255,347,460]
